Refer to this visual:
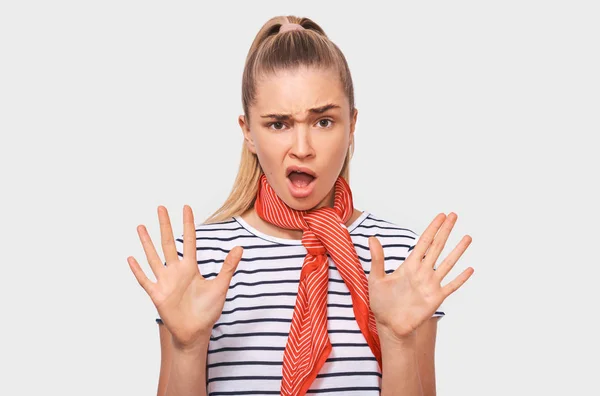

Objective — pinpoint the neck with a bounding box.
[241,206,363,241]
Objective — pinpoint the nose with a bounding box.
[289,125,315,160]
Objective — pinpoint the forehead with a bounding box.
[253,67,348,115]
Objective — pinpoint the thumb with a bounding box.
[217,246,244,284]
[368,237,385,281]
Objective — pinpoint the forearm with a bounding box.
[165,339,210,396]
[380,330,423,396]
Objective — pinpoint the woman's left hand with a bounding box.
[368,212,474,341]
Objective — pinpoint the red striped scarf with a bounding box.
[254,174,382,396]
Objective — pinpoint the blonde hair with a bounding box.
[204,15,356,224]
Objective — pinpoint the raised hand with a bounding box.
[367,212,473,341]
[127,205,244,351]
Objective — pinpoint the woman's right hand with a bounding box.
[127,205,243,351]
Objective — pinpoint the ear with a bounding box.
[238,115,257,154]
[349,107,358,147]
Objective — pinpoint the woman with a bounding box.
[128,15,474,396]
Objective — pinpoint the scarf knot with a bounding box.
[300,230,326,256]
[301,207,343,256]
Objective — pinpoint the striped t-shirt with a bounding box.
[156,211,445,395]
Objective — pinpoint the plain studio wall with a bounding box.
[0,1,598,395]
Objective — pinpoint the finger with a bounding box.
[423,212,458,268]
[159,206,179,264]
[423,212,458,269]
[368,237,385,280]
[435,235,473,280]
[216,246,244,284]
[410,213,446,263]
[137,224,164,278]
[127,256,155,295]
[182,205,197,262]
[441,267,474,298]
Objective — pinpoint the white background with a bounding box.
[1,1,598,395]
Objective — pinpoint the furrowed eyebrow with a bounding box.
[260,103,341,121]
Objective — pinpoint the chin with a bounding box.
[281,193,319,211]
[289,200,320,211]
[285,188,330,212]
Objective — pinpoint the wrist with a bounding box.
[172,332,211,356]
[377,323,417,349]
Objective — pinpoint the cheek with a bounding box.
[253,136,286,172]
[324,134,350,161]
[325,135,351,177]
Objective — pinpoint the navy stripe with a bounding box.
[200,254,407,268]
[326,356,378,362]
[210,332,289,341]
[358,268,396,275]
[317,371,382,379]
[354,243,412,251]
[225,290,351,302]
[352,233,416,239]
[193,235,269,242]
[199,254,307,265]
[306,387,381,394]
[238,243,293,250]
[208,346,286,354]
[328,290,351,296]
[208,375,282,384]
[194,226,245,232]
[212,316,360,329]
[365,215,395,224]
[203,267,303,278]
[227,277,402,289]
[377,243,413,249]
[328,329,363,334]
[207,360,283,368]
[357,256,408,263]
[226,292,298,302]
[229,279,299,290]
[354,224,413,232]
[195,244,290,254]
[209,330,364,342]
[213,318,292,329]
[221,302,358,315]
[326,303,353,309]
[221,305,295,315]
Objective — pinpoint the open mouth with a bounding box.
[286,167,317,198]
[287,170,315,188]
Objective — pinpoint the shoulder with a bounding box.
[351,212,420,249]
[172,217,249,245]
[170,217,258,276]
[349,212,420,273]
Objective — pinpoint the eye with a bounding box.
[267,122,287,131]
[317,119,334,128]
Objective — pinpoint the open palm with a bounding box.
[127,205,243,350]
[368,212,474,340]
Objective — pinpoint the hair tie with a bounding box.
[279,23,305,33]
